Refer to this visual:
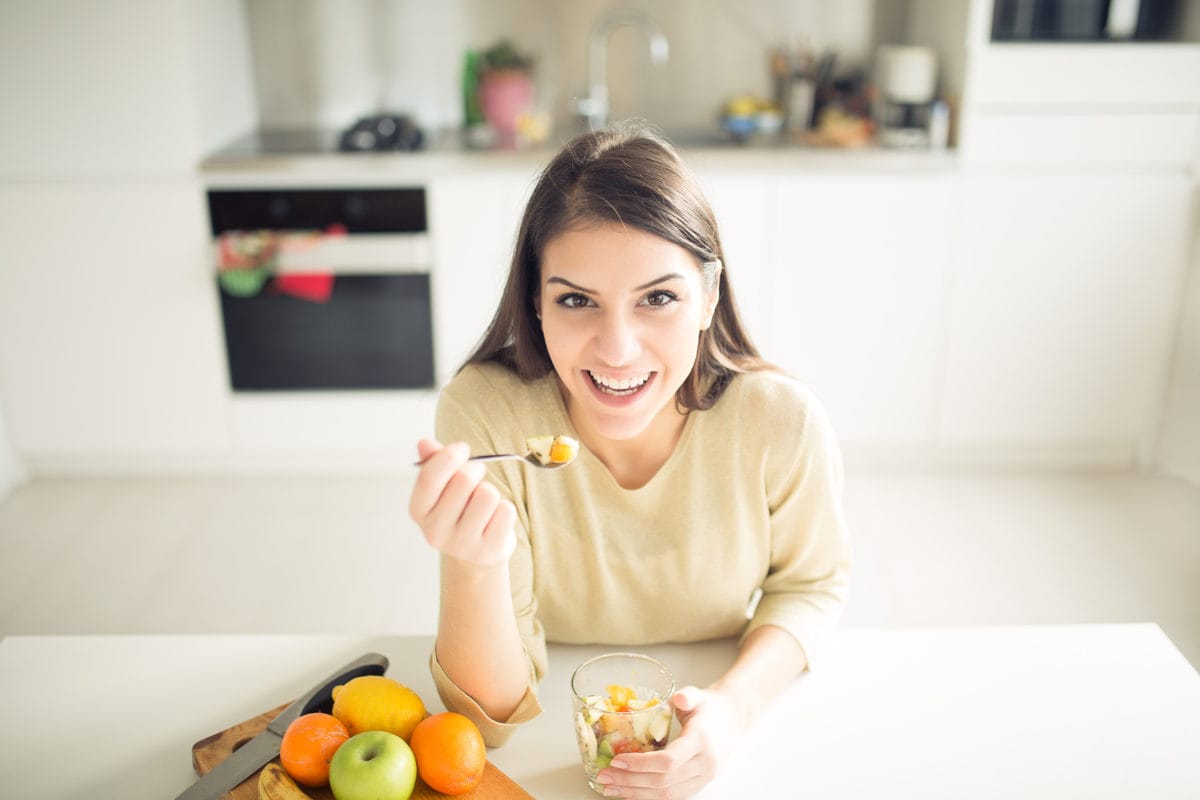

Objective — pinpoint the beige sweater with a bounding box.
[430,362,852,745]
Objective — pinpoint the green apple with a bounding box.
[328,730,417,800]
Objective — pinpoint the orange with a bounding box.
[331,675,428,741]
[279,712,350,788]
[409,712,486,796]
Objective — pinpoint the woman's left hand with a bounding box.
[594,685,745,799]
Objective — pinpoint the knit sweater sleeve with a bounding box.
[742,378,853,668]
[426,365,547,747]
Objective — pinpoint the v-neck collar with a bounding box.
[540,374,699,493]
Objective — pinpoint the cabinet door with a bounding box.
[427,171,537,385]
[938,174,1191,452]
[770,175,956,448]
[0,181,231,459]
[693,171,774,354]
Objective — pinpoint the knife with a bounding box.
[174,651,389,800]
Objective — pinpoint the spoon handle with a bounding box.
[412,453,523,467]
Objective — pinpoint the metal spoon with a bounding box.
[414,437,579,469]
[413,452,574,469]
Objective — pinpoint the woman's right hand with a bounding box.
[409,439,518,568]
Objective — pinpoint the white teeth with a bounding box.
[588,371,651,393]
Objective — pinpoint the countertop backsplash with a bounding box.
[244,0,884,138]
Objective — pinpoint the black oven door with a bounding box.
[207,188,435,391]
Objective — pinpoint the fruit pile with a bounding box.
[260,675,486,800]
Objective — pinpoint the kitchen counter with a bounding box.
[1,624,1197,799]
[199,127,961,185]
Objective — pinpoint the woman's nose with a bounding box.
[592,310,641,365]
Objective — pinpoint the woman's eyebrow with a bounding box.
[546,276,594,293]
[633,273,685,291]
[546,273,684,293]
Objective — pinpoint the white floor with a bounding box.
[1,469,1197,672]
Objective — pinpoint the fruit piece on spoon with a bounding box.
[526,434,579,467]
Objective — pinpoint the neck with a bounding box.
[561,385,688,490]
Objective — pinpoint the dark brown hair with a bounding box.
[464,122,770,411]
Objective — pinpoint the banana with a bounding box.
[257,762,314,800]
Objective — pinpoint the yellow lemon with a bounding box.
[331,675,428,741]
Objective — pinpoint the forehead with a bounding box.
[541,222,699,286]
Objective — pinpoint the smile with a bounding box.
[587,370,653,396]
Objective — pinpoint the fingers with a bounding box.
[481,497,519,562]
[596,773,708,799]
[612,734,701,775]
[597,747,709,799]
[415,438,441,462]
[422,460,489,548]
[408,440,469,522]
[409,439,518,567]
[597,726,711,799]
[672,686,703,714]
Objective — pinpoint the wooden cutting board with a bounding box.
[192,703,533,800]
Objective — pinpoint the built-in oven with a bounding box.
[206,188,435,391]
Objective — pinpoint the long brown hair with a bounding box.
[464,122,770,411]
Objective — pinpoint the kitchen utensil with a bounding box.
[414,451,574,469]
[174,652,388,800]
[192,701,535,800]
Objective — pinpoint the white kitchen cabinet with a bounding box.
[0,181,231,461]
[427,170,539,385]
[767,174,957,449]
[938,173,1192,457]
[693,171,776,355]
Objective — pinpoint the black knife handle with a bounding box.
[267,652,389,736]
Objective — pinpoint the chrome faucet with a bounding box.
[574,9,669,130]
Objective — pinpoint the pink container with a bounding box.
[478,70,535,136]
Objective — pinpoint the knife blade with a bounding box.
[174,651,389,800]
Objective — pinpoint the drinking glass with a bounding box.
[570,652,676,794]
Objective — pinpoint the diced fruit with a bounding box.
[575,711,597,761]
[594,736,615,770]
[525,434,578,466]
[606,684,635,710]
[576,683,672,778]
[548,437,577,464]
[648,707,671,742]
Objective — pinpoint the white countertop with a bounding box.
[1,624,1197,799]
[198,129,961,186]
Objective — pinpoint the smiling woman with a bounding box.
[537,223,720,461]
[407,122,851,799]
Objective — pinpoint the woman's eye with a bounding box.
[555,292,593,309]
[642,290,678,307]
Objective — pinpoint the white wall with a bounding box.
[0,0,258,476]
[0,399,25,498]
[1154,189,1200,487]
[243,0,879,136]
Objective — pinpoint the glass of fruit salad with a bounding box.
[570,652,676,793]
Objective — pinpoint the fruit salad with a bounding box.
[526,434,579,466]
[573,684,673,775]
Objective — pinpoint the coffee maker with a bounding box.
[874,46,941,148]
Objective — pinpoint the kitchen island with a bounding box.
[0,624,1196,798]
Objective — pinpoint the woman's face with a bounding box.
[537,221,718,442]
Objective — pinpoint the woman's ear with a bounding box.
[533,293,542,322]
[699,259,722,330]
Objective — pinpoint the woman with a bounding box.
[409,123,851,798]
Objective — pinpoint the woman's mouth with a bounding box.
[586,370,654,397]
